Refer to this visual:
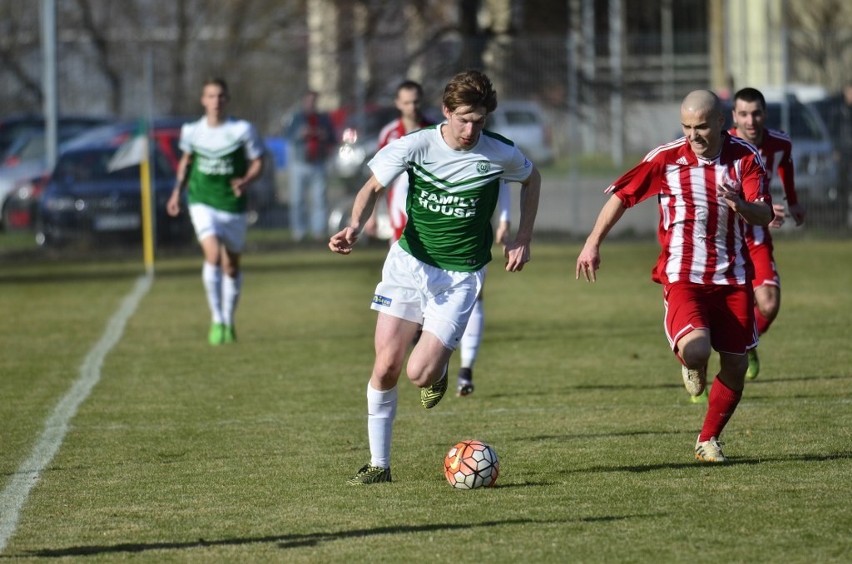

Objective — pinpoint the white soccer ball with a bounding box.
[443,439,500,489]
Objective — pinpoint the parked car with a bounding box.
[1,174,49,231]
[487,100,554,166]
[725,92,839,205]
[35,119,192,247]
[0,115,110,229]
[0,114,106,161]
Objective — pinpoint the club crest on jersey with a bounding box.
[476,161,491,174]
[372,294,392,307]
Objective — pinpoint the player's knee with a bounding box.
[680,337,711,368]
[405,364,430,387]
[405,359,443,388]
[372,354,403,384]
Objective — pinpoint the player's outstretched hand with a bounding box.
[575,244,600,282]
[329,227,359,255]
[504,240,530,272]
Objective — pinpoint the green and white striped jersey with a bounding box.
[368,124,533,271]
[179,117,264,213]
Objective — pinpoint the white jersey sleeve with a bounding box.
[241,121,265,160]
[179,120,199,154]
[496,141,534,184]
[368,136,410,189]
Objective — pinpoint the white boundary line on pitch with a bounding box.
[0,274,152,554]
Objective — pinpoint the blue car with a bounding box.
[35,121,192,247]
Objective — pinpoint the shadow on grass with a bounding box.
[489,373,852,399]
[522,428,691,443]
[568,450,852,474]
[14,515,655,557]
[489,381,685,399]
[742,373,852,390]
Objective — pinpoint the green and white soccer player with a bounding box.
[329,70,541,485]
[167,77,264,345]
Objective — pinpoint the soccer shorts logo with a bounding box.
[372,294,392,307]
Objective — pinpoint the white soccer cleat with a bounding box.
[681,364,707,397]
[695,436,727,463]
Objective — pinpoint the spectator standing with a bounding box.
[285,90,336,242]
[828,82,852,212]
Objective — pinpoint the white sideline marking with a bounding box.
[0,275,152,553]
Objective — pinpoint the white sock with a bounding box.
[221,272,242,327]
[202,262,223,324]
[367,384,397,468]
[460,298,484,370]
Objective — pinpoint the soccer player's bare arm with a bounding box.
[504,166,541,272]
[167,152,193,217]
[576,195,627,282]
[329,175,386,254]
[776,142,806,225]
[231,157,263,197]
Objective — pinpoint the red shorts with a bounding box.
[749,242,780,289]
[663,282,757,355]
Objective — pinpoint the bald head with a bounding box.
[681,90,722,117]
[680,90,725,159]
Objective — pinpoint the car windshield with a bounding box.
[498,109,539,126]
[0,122,41,160]
[54,147,174,183]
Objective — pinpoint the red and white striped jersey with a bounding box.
[378,116,435,242]
[378,117,433,150]
[606,132,770,286]
[728,126,796,248]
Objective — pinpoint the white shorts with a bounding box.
[371,243,484,349]
[188,203,248,253]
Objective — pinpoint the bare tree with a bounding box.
[66,0,125,114]
[0,2,43,111]
[786,0,852,90]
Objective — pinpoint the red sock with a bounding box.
[698,377,742,442]
[754,306,771,335]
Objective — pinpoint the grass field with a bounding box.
[1,238,850,563]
